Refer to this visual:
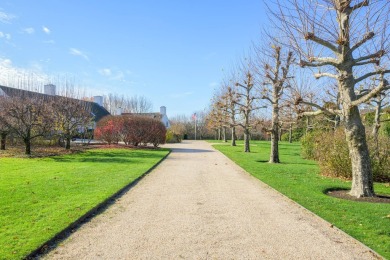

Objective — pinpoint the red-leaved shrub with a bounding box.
[95,115,166,147]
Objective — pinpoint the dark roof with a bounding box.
[121,112,162,119]
[0,85,110,122]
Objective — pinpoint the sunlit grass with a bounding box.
[212,140,390,259]
[0,148,169,259]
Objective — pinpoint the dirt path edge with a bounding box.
[25,149,172,260]
[210,144,384,260]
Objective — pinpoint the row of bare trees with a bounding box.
[103,94,153,115]
[207,0,390,198]
[0,91,94,155]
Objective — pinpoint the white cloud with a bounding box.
[42,26,51,34]
[23,27,35,34]
[0,11,16,24]
[69,48,89,61]
[0,31,11,40]
[0,58,12,67]
[98,68,112,77]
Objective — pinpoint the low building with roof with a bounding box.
[0,84,110,126]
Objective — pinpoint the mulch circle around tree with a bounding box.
[327,190,390,204]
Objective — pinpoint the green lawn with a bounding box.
[0,148,170,259]
[212,140,390,259]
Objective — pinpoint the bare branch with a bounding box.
[351,79,390,107]
[355,69,390,84]
[304,32,339,53]
[353,49,385,64]
[314,72,338,80]
[351,0,369,11]
[351,31,375,52]
[300,59,338,68]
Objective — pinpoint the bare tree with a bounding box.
[0,118,10,150]
[271,0,390,197]
[52,88,93,149]
[0,95,54,155]
[221,86,240,146]
[260,45,294,162]
[235,69,263,152]
[126,95,153,113]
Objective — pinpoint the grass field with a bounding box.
[0,148,170,259]
[211,140,390,259]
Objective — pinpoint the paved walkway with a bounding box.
[45,141,377,259]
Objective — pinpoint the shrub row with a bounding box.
[301,128,390,182]
[94,115,166,147]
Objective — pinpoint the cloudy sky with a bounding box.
[0,1,267,116]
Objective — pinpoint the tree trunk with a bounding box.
[24,138,31,155]
[340,80,374,197]
[223,127,227,142]
[372,99,381,159]
[269,103,280,163]
[289,123,293,143]
[244,128,250,152]
[0,132,6,150]
[344,108,374,197]
[231,126,236,146]
[218,128,221,140]
[65,137,71,150]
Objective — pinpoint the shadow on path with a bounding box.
[172,148,214,153]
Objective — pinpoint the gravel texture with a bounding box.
[44,140,379,260]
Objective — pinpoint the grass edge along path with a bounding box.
[212,141,390,259]
[0,148,170,260]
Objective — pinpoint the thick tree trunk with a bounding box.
[218,128,221,140]
[340,78,374,197]
[24,139,31,155]
[0,132,6,150]
[269,103,280,163]
[244,129,250,152]
[223,127,227,142]
[344,107,374,197]
[231,126,236,146]
[289,123,293,143]
[65,137,71,150]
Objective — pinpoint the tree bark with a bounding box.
[223,127,227,142]
[269,102,280,163]
[244,129,250,152]
[218,128,221,140]
[66,137,71,150]
[0,132,6,150]
[372,98,381,159]
[24,137,31,155]
[340,77,374,197]
[289,123,293,143]
[231,126,236,146]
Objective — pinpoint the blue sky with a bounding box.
[0,1,267,116]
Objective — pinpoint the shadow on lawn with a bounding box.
[255,159,317,166]
[50,151,166,163]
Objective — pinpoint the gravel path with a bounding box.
[44,140,379,259]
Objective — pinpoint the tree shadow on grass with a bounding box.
[50,151,166,163]
[324,187,390,204]
[255,160,316,166]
